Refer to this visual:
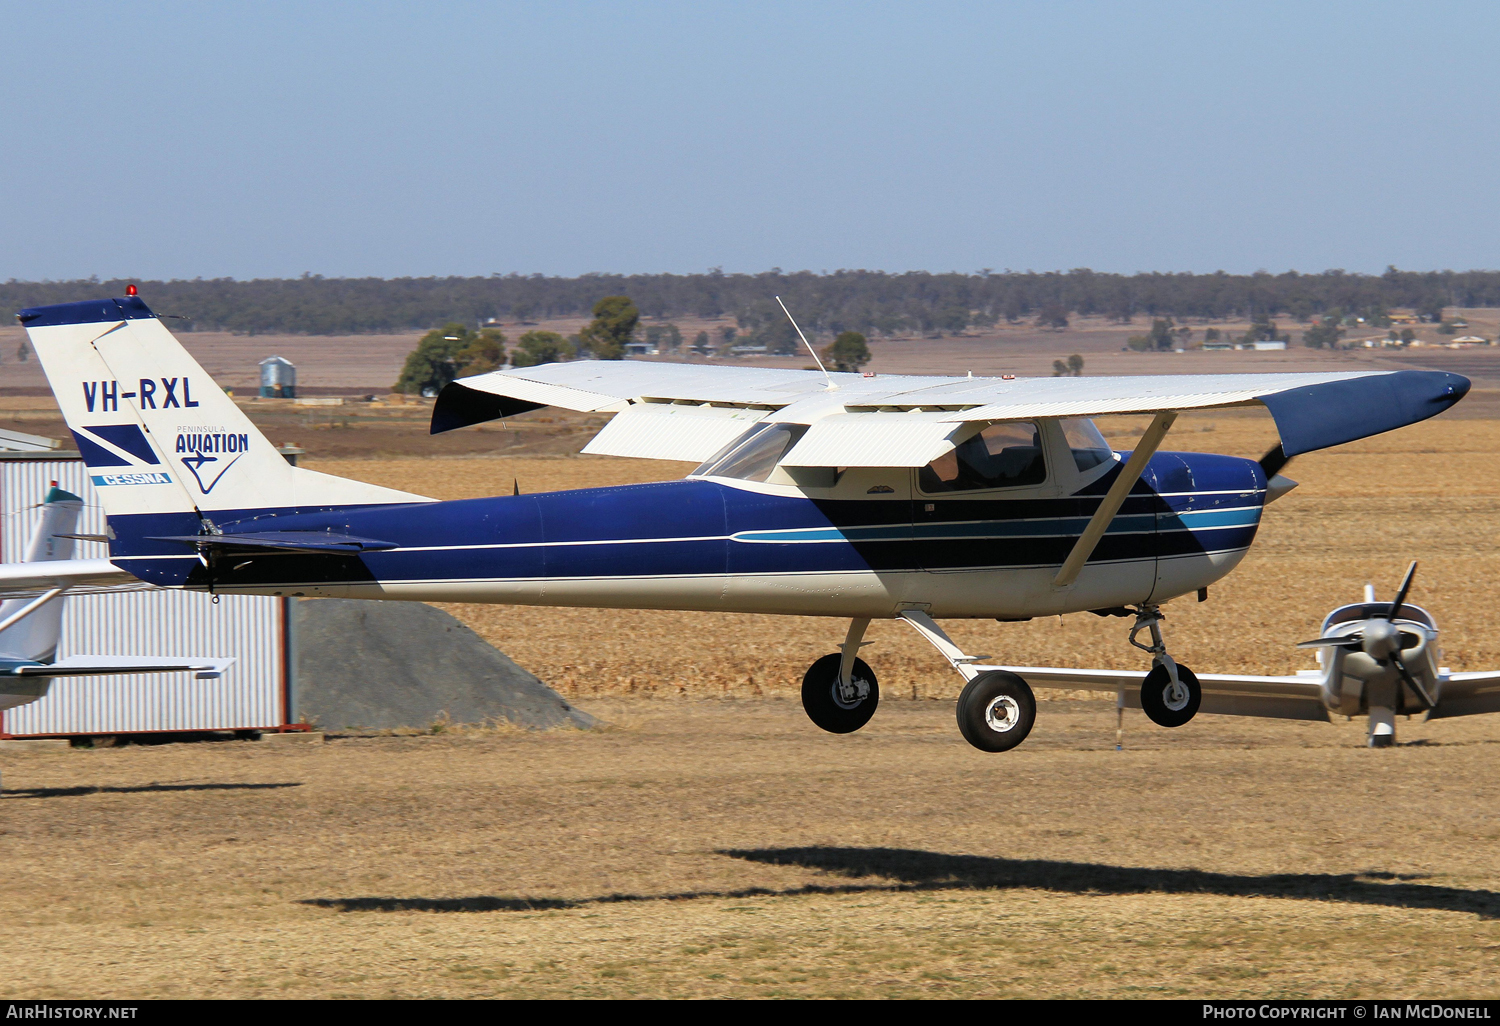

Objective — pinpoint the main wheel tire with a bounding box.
[1139,663,1201,727]
[956,670,1037,752]
[801,653,880,734]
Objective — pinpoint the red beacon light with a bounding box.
[126,284,138,296]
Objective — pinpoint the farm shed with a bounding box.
[0,453,585,738]
[0,452,295,738]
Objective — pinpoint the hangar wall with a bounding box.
[0,453,292,737]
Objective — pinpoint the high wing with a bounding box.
[990,665,1331,722]
[0,558,145,600]
[432,361,1470,466]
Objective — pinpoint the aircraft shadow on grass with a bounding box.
[301,845,1500,919]
[2,781,302,800]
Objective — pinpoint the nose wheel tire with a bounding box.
[801,653,880,734]
[1140,664,1201,727]
[956,670,1037,752]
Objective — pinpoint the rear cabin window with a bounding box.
[919,422,1046,492]
[692,422,809,482]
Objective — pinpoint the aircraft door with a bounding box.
[1042,419,1162,611]
[912,421,1053,575]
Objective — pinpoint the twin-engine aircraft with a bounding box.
[0,483,232,713]
[11,293,1471,750]
[1001,562,1500,748]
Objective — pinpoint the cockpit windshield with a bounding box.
[691,422,809,482]
[1060,417,1114,472]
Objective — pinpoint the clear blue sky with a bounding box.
[2,1,1497,280]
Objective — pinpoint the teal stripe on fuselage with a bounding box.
[732,507,1261,545]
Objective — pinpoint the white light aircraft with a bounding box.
[12,292,1471,750]
[0,483,234,713]
[1001,562,1500,747]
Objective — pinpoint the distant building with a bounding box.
[1201,340,1285,351]
[259,356,296,398]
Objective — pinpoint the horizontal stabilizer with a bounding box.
[149,531,399,553]
[12,655,236,680]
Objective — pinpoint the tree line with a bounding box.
[4,266,1496,338]
[393,297,878,393]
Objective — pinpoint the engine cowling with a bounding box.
[1315,604,1441,716]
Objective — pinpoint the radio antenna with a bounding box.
[776,295,836,391]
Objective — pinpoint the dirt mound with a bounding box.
[293,598,597,732]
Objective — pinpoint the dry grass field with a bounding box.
[4,702,1500,999]
[2,398,1500,999]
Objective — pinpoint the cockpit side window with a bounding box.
[919,422,1046,493]
[1059,417,1114,473]
[691,422,809,483]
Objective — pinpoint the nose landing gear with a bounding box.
[1129,605,1201,728]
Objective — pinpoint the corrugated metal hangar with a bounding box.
[0,452,293,738]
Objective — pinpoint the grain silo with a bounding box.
[258,356,297,399]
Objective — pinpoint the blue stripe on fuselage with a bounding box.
[103,451,1265,589]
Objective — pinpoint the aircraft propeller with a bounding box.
[1295,561,1436,708]
[1387,560,1418,619]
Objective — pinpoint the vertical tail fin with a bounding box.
[19,296,429,528]
[0,486,82,661]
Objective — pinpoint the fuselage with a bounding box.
[103,449,1267,620]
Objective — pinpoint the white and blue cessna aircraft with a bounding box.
[9,293,1470,751]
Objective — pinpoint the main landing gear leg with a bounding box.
[899,611,1037,753]
[1129,604,1201,728]
[801,618,880,734]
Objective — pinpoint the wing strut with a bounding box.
[0,587,65,635]
[1053,411,1177,589]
